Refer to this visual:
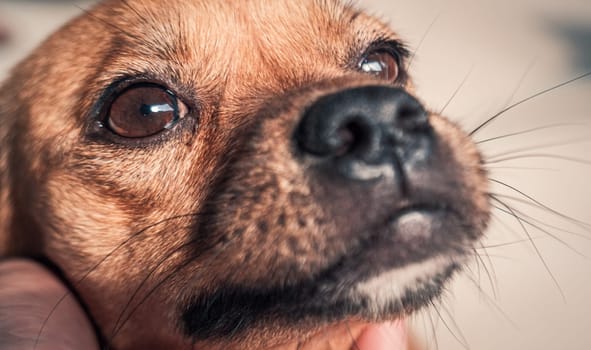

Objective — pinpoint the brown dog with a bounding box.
[0,0,490,349]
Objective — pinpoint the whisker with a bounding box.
[486,153,591,166]
[34,213,203,350]
[479,211,549,248]
[490,198,566,300]
[429,300,470,350]
[498,57,537,111]
[470,71,591,136]
[406,11,443,71]
[471,249,487,290]
[490,193,591,240]
[107,233,244,343]
[469,250,486,295]
[474,243,497,297]
[461,269,519,329]
[486,136,591,161]
[490,198,587,257]
[489,210,528,239]
[440,301,473,349]
[110,226,198,336]
[108,247,202,343]
[345,322,361,350]
[484,165,559,172]
[108,216,275,342]
[489,179,591,228]
[439,64,475,115]
[479,237,546,249]
[476,123,585,144]
[473,253,515,261]
[417,312,430,350]
[425,306,440,350]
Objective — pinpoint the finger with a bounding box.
[355,321,409,350]
[0,259,99,350]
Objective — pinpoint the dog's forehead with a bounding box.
[9,0,400,143]
[93,0,395,91]
[108,0,363,50]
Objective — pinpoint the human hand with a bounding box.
[0,259,413,350]
[0,259,99,350]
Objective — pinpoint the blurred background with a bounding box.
[1,0,590,349]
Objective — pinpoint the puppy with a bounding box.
[0,0,490,349]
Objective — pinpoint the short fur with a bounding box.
[0,1,490,349]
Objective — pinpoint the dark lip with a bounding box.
[183,201,470,340]
[315,201,461,282]
[183,262,460,341]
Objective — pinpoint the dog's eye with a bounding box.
[107,84,188,138]
[359,51,399,82]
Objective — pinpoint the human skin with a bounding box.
[0,259,410,350]
[0,259,99,350]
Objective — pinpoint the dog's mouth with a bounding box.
[183,203,467,343]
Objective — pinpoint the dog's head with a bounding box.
[0,0,490,348]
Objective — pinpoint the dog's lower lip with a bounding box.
[387,204,449,241]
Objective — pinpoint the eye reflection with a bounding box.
[140,103,175,116]
[106,84,188,138]
[361,61,385,74]
[359,50,399,82]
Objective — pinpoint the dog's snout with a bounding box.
[295,86,432,181]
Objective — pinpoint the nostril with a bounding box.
[398,107,428,131]
[296,113,377,159]
[398,106,416,122]
[397,97,429,132]
[335,118,375,158]
[332,123,355,157]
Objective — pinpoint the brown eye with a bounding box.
[359,51,399,82]
[107,84,188,138]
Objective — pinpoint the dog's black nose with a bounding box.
[295,86,432,182]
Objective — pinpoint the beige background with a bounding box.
[1,1,590,349]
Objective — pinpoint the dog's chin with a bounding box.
[183,258,460,349]
[183,206,470,345]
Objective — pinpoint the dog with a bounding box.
[0,0,491,349]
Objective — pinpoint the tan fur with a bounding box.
[0,1,489,349]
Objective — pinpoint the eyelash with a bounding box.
[358,43,406,82]
[355,40,408,81]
